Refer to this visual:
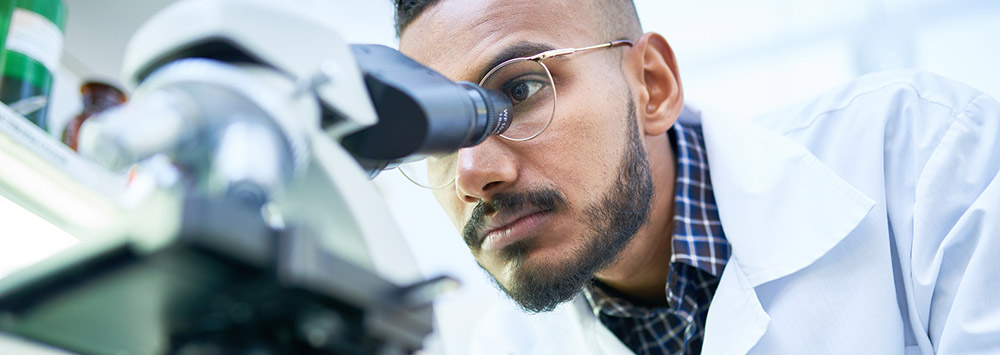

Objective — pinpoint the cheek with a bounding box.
[554,71,626,146]
[522,78,628,196]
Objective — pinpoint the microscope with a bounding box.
[0,0,510,354]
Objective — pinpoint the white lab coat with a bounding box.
[466,70,1000,355]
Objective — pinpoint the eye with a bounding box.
[504,80,545,104]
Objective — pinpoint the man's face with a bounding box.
[400,0,654,312]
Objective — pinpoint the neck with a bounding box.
[594,132,676,307]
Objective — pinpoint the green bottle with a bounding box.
[0,0,66,131]
[0,2,14,67]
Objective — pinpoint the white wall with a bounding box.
[643,0,1000,119]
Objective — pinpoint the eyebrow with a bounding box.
[477,41,556,81]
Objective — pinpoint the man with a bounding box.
[392,0,1000,354]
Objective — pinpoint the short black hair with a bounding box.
[392,0,642,40]
[393,0,438,37]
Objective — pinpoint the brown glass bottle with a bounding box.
[62,81,126,151]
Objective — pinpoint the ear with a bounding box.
[623,32,683,136]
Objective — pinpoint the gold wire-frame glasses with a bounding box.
[401,39,634,189]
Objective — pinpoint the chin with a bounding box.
[501,249,595,313]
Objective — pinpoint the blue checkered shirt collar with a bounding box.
[583,122,730,355]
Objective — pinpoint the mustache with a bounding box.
[462,189,568,250]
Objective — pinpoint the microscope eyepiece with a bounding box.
[457,81,512,147]
[341,44,514,175]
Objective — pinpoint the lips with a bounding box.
[476,206,551,251]
[463,189,567,252]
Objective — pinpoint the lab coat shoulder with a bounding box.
[753,70,986,136]
[899,75,1000,354]
[701,70,1000,354]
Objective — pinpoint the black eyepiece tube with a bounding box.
[458,82,512,145]
[340,44,512,176]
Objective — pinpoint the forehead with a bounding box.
[398,0,600,82]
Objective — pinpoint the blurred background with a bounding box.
[1,0,998,353]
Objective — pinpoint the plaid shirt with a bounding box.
[583,122,730,355]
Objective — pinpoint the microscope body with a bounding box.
[82,0,427,283]
[0,0,470,353]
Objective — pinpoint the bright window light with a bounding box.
[0,192,78,279]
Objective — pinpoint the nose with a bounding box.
[454,137,518,203]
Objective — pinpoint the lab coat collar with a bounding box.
[686,105,875,287]
[681,106,875,353]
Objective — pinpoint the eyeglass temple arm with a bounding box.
[529,39,634,61]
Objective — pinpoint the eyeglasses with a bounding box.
[399,39,634,189]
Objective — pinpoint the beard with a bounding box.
[462,98,655,313]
